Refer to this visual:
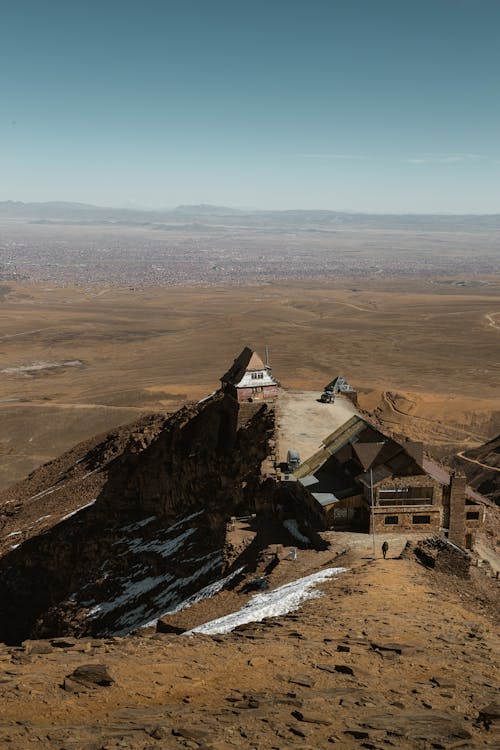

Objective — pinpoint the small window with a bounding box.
[384,515,399,525]
[412,514,431,524]
[466,511,480,520]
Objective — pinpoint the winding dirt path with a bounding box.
[382,393,490,443]
[457,450,500,473]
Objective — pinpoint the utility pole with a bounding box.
[370,467,376,558]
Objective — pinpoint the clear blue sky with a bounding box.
[1,0,499,212]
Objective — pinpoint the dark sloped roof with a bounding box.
[423,458,489,504]
[404,441,424,466]
[352,442,386,471]
[221,347,267,385]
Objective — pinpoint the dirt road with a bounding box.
[277,390,358,464]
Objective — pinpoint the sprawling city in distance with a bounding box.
[0,2,499,749]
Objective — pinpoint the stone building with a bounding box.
[291,415,484,549]
[221,347,279,403]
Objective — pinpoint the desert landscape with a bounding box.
[1,272,499,488]
[1,222,499,750]
[3,2,500,746]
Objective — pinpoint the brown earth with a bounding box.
[0,535,498,750]
[1,277,500,489]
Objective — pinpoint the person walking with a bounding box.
[382,540,389,559]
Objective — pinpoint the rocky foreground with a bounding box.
[1,537,498,750]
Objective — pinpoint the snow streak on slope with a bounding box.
[188,567,347,635]
[143,565,245,629]
[75,509,232,636]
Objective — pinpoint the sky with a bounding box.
[1,0,499,213]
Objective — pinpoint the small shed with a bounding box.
[324,375,357,405]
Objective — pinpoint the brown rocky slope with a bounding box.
[0,393,275,644]
[0,535,498,750]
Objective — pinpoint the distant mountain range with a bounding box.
[1,200,500,231]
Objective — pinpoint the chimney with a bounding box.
[448,472,466,548]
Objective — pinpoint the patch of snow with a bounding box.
[283,519,310,544]
[168,564,244,612]
[86,573,172,620]
[187,567,347,635]
[197,391,217,404]
[25,484,61,502]
[182,549,221,564]
[144,564,244,628]
[10,544,20,550]
[5,531,21,538]
[120,526,195,556]
[166,509,204,533]
[120,516,157,533]
[80,469,100,481]
[85,551,228,637]
[60,498,97,521]
[91,555,225,636]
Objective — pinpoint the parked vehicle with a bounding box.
[320,389,335,403]
[286,449,300,472]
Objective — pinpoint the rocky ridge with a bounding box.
[0,393,275,643]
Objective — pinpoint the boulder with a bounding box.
[63,663,115,692]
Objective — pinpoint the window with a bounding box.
[251,371,264,380]
[466,511,480,520]
[412,514,431,524]
[378,486,433,506]
[379,488,408,499]
[384,515,399,525]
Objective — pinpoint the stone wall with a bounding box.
[410,537,471,579]
[373,505,442,533]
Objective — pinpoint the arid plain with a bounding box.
[1,276,499,489]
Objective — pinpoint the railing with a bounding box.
[378,497,433,507]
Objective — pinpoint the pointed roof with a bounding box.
[221,347,268,385]
[352,441,386,471]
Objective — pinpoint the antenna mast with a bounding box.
[265,345,270,369]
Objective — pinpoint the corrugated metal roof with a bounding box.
[311,492,339,507]
[299,475,319,488]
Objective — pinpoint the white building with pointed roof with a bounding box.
[220,347,279,402]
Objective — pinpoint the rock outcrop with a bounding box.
[0,393,276,643]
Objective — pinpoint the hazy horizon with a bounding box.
[1,198,500,218]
